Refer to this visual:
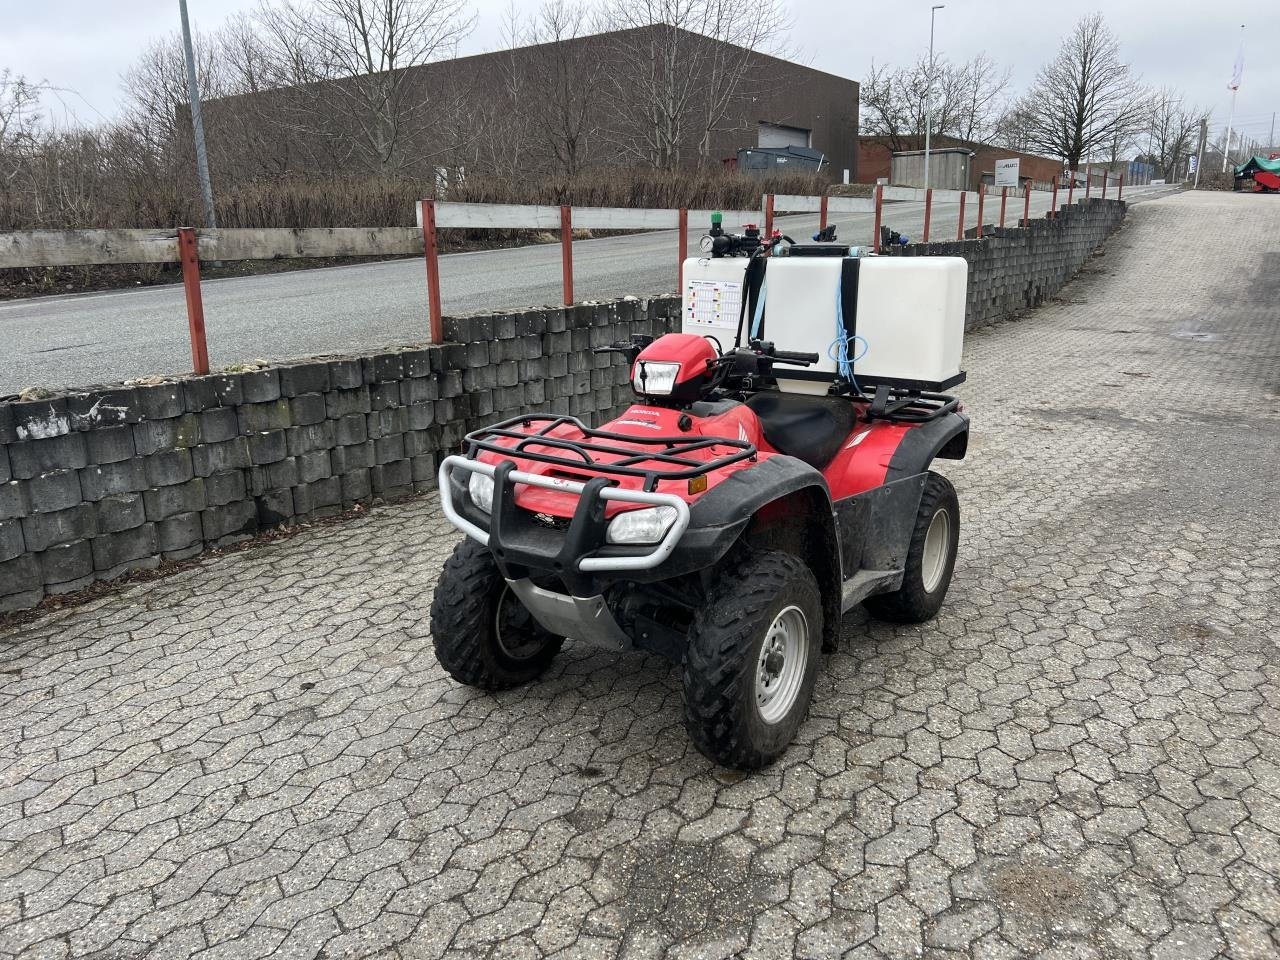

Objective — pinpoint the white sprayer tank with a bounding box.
[681,254,966,394]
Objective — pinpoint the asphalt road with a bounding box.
[0,185,1177,395]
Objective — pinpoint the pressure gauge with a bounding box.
[699,235,714,253]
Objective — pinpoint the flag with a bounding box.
[1229,41,1244,90]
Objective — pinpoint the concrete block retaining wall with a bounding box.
[0,197,1127,612]
[0,298,675,612]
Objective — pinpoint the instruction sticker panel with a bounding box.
[686,279,743,334]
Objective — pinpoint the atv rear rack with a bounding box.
[462,414,757,492]
[824,381,961,424]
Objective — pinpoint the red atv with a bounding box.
[432,225,969,769]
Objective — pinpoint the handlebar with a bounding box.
[771,349,820,366]
[749,339,818,367]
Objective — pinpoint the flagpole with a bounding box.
[1221,89,1237,172]
[1222,23,1245,172]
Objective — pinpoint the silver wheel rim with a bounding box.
[755,605,809,725]
[494,585,543,660]
[921,508,951,593]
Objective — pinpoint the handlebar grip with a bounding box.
[772,350,820,365]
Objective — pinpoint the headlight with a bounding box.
[632,361,680,396]
[606,505,678,544]
[468,472,494,513]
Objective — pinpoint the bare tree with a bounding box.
[1145,89,1205,180]
[949,54,1012,142]
[601,0,790,169]
[121,31,227,152]
[860,53,1011,151]
[251,0,477,174]
[523,1,607,179]
[0,71,42,187]
[120,26,293,182]
[990,102,1037,153]
[1011,13,1149,170]
[468,1,537,176]
[858,62,915,153]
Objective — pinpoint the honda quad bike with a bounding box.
[431,215,970,769]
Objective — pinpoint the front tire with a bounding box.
[683,551,823,770]
[863,471,960,624]
[430,539,564,689]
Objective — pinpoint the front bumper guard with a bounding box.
[438,455,692,648]
[438,455,691,573]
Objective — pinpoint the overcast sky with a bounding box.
[5,1,1278,148]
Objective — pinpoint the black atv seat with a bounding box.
[745,392,860,470]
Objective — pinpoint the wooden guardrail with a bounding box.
[0,227,425,269]
[417,203,760,231]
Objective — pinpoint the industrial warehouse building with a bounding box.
[201,26,860,182]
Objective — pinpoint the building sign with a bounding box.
[994,158,1020,187]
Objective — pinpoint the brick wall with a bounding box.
[0,199,1127,613]
[0,298,676,612]
[884,198,1128,328]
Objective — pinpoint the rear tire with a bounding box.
[683,551,823,770]
[430,539,564,689]
[863,471,959,624]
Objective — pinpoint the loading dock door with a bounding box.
[758,122,810,149]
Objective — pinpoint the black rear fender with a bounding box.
[885,411,970,482]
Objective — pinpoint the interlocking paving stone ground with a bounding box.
[2,190,1278,959]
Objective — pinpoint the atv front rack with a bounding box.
[462,414,756,493]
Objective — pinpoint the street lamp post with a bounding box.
[923,4,945,191]
[179,0,217,229]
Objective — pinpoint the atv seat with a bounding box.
[745,392,860,470]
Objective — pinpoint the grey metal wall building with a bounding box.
[203,26,859,181]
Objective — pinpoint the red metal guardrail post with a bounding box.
[560,204,574,306]
[922,188,932,243]
[872,184,883,252]
[999,187,1008,228]
[1050,179,1059,219]
[764,194,775,241]
[1118,173,1124,200]
[177,227,210,375]
[819,195,829,232]
[420,200,443,344]
[976,184,986,239]
[1022,183,1031,226]
[678,207,688,291]
[956,191,967,240]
